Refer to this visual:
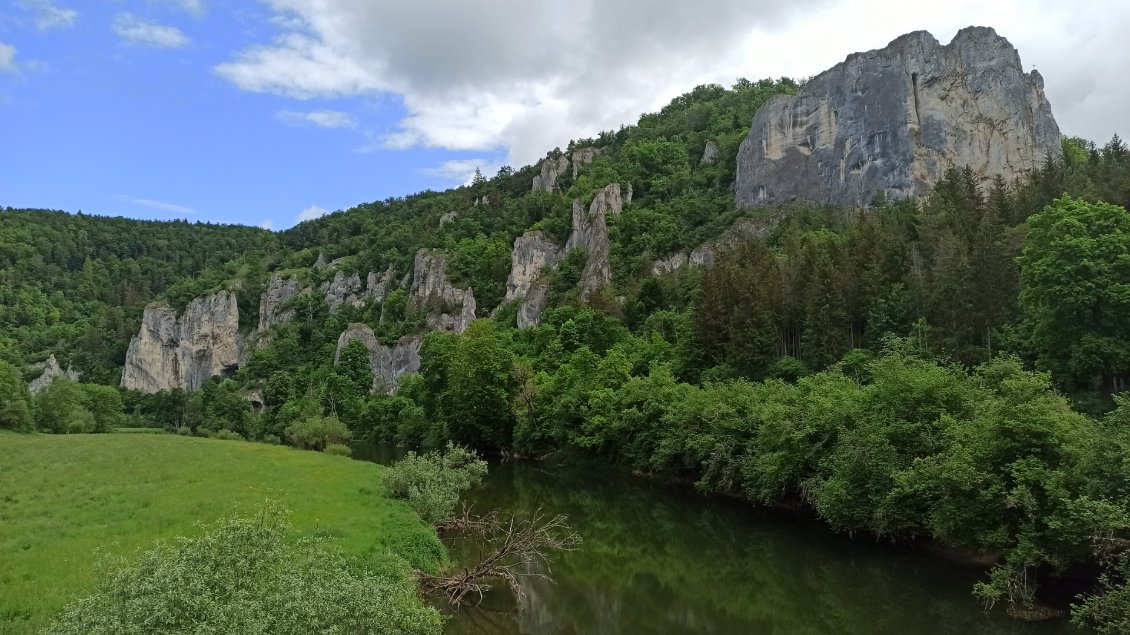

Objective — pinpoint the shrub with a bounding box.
[47,503,442,635]
[384,444,487,524]
[212,429,245,441]
[262,434,281,445]
[285,415,351,451]
[324,443,353,457]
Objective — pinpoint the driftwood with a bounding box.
[418,506,581,606]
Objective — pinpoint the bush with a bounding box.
[324,443,353,457]
[212,429,245,441]
[262,434,281,445]
[384,444,488,524]
[285,415,351,451]
[47,503,442,635]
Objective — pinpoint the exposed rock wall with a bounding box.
[27,354,80,394]
[532,155,570,192]
[410,249,477,333]
[505,231,564,304]
[322,271,365,313]
[736,27,1061,208]
[650,217,779,274]
[334,323,422,394]
[258,274,303,331]
[121,291,243,393]
[566,183,626,299]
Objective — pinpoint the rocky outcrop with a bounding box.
[440,211,457,225]
[366,267,396,303]
[410,249,477,333]
[322,271,364,313]
[258,273,303,331]
[121,291,243,394]
[503,231,564,329]
[505,231,564,304]
[532,155,570,192]
[571,147,601,179]
[517,281,551,329]
[736,27,1061,209]
[334,323,422,394]
[567,183,627,299]
[700,140,720,165]
[27,354,79,394]
[650,217,779,274]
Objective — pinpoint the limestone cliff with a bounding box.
[650,217,781,275]
[121,291,243,393]
[334,323,422,394]
[531,155,570,193]
[736,27,1061,208]
[505,231,564,304]
[27,354,80,394]
[410,249,477,333]
[566,183,627,299]
[503,231,565,328]
[258,273,303,332]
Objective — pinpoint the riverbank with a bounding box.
[0,431,442,634]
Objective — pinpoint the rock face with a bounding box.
[439,211,457,225]
[505,231,565,304]
[650,216,779,274]
[503,231,565,329]
[335,323,422,394]
[410,249,477,333]
[517,282,551,329]
[700,140,720,165]
[322,271,365,313]
[258,274,303,331]
[532,155,570,192]
[567,183,626,299]
[736,27,1061,209]
[571,147,601,179]
[27,354,79,394]
[122,291,243,393]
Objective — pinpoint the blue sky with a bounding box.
[1,1,1127,230]
[0,2,506,230]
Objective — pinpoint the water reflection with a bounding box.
[355,446,1071,635]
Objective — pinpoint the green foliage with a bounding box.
[0,360,33,431]
[47,503,442,635]
[285,414,351,451]
[383,444,488,525]
[324,442,353,457]
[1019,195,1130,394]
[1072,551,1130,634]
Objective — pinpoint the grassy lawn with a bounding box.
[0,432,441,634]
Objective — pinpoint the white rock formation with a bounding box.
[121,291,243,393]
[334,323,422,394]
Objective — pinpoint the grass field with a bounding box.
[0,431,442,634]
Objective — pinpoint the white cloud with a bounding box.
[259,219,274,230]
[161,0,205,17]
[421,159,501,186]
[275,109,355,129]
[133,198,196,215]
[19,1,78,31]
[297,204,326,222]
[217,0,1130,168]
[113,13,191,49]
[0,43,15,73]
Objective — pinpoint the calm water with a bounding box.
[353,445,1074,635]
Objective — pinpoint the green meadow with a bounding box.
[0,431,442,634]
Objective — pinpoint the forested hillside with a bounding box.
[4,71,1130,627]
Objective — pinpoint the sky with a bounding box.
[0,1,1127,231]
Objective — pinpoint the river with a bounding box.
[353,445,1074,635]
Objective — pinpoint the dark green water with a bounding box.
[353,446,1074,635]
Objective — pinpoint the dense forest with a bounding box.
[4,73,1130,629]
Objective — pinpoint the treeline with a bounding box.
[0,209,274,383]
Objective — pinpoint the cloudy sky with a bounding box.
[1,1,1127,230]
